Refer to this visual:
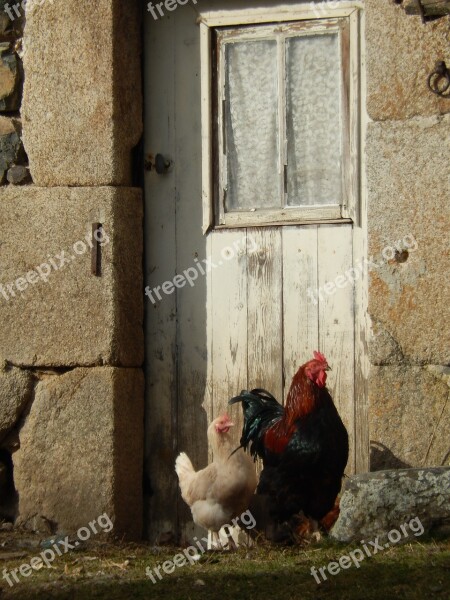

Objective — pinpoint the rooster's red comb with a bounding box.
[313,350,327,363]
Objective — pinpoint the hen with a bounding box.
[175,413,257,546]
[229,351,348,538]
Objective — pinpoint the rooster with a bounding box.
[175,413,257,547]
[229,351,348,539]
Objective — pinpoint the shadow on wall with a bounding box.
[370,441,412,471]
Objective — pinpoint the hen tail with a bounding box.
[229,388,284,460]
[175,452,195,501]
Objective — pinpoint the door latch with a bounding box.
[144,153,173,174]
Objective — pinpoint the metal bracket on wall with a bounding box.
[91,223,102,276]
[427,61,450,97]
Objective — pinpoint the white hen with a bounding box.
[175,413,257,543]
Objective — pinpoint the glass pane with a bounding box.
[225,40,279,211]
[286,33,342,206]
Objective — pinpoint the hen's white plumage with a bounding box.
[175,414,257,533]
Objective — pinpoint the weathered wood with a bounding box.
[144,13,179,543]
[174,7,211,544]
[403,0,450,17]
[282,225,319,402]
[318,224,355,474]
[340,10,360,225]
[215,217,352,230]
[198,2,363,26]
[353,212,370,474]
[144,0,367,542]
[221,207,344,228]
[353,6,369,473]
[200,23,213,234]
[209,230,248,447]
[247,228,283,398]
[247,228,283,480]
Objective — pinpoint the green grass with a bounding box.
[0,535,449,599]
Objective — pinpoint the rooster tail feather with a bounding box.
[228,388,284,460]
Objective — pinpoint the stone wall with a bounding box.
[0,0,448,540]
[366,0,450,470]
[0,0,28,185]
[0,0,144,539]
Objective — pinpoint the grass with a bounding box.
[0,532,449,599]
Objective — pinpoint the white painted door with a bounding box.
[144,0,366,542]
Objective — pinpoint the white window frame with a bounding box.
[199,2,361,233]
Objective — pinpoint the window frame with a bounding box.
[200,3,361,233]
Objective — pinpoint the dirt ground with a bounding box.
[0,527,449,599]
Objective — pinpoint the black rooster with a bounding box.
[229,351,348,536]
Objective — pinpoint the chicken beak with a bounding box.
[326,365,332,371]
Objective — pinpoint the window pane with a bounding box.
[225,40,279,211]
[286,33,342,206]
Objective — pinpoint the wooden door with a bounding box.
[144,1,367,543]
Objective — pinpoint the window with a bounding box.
[199,7,359,231]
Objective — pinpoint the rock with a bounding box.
[367,115,450,365]
[0,363,34,443]
[0,114,16,135]
[0,42,20,111]
[13,367,144,539]
[22,0,142,186]
[331,468,450,543]
[368,319,404,365]
[366,0,449,119]
[6,164,30,184]
[0,186,143,368]
[0,12,11,36]
[369,366,450,470]
[22,515,54,535]
[0,0,24,38]
[426,365,450,387]
[0,116,23,184]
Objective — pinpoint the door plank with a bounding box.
[209,230,249,449]
[247,228,283,400]
[282,225,319,402]
[144,14,178,542]
[353,223,370,472]
[318,224,355,473]
[174,7,210,542]
[247,228,283,481]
